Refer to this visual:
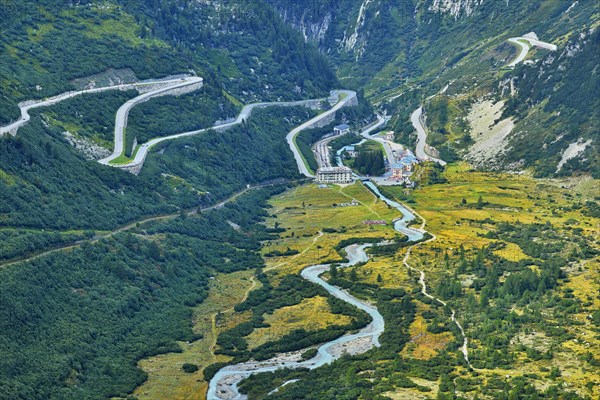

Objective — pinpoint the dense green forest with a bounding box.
[353,149,385,176]
[0,186,286,399]
[0,0,337,125]
[0,4,345,396]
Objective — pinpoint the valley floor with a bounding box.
[131,166,599,399]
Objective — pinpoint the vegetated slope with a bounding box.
[0,187,283,400]
[267,0,598,176]
[0,104,320,399]
[0,0,337,125]
[498,28,599,177]
[0,1,345,397]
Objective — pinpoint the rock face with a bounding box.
[428,0,484,18]
[466,100,514,169]
[61,131,111,160]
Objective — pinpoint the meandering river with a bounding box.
[207,182,427,399]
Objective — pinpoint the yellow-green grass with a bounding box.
[401,302,453,360]
[255,166,598,396]
[559,259,600,398]
[389,163,600,397]
[27,23,53,43]
[0,168,16,185]
[77,7,169,48]
[133,270,258,400]
[44,114,114,150]
[386,163,599,254]
[245,296,353,349]
[221,89,243,107]
[338,255,412,291]
[263,182,402,277]
[493,242,529,262]
[109,144,141,165]
[383,388,436,400]
[383,374,439,400]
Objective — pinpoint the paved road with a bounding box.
[312,111,384,170]
[98,76,203,165]
[0,77,201,136]
[125,97,327,171]
[507,36,557,67]
[359,114,399,165]
[312,135,335,168]
[286,90,357,177]
[410,107,447,166]
[2,76,355,174]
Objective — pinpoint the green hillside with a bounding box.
[0,1,597,399]
[0,0,337,124]
[0,1,341,398]
[267,0,599,177]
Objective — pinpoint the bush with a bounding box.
[182,363,199,373]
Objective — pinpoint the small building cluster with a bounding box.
[316,166,353,184]
[390,150,420,185]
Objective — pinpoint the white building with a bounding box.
[316,166,354,184]
[333,123,350,136]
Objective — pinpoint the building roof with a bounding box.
[401,155,419,164]
[317,166,352,173]
[346,146,355,151]
[334,123,350,130]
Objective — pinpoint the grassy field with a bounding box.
[263,182,401,278]
[385,164,598,253]
[401,301,454,360]
[245,296,353,349]
[132,167,598,399]
[133,270,257,400]
[381,163,600,398]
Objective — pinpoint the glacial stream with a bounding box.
[207,182,427,400]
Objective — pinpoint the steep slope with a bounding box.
[0,0,337,125]
[496,28,599,177]
[0,1,346,398]
[268,0,598,176]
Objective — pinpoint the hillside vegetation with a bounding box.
[268,0,598,177]
[0,0,337,124]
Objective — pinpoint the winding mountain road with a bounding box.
[410,107,447,166]
[286,90,357,177]
[507,35,557,67]
[1,78,355,175]
[127,90,356,174]
[117,96,329,173]
[0,77,202,137]
[98,76,203,165]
